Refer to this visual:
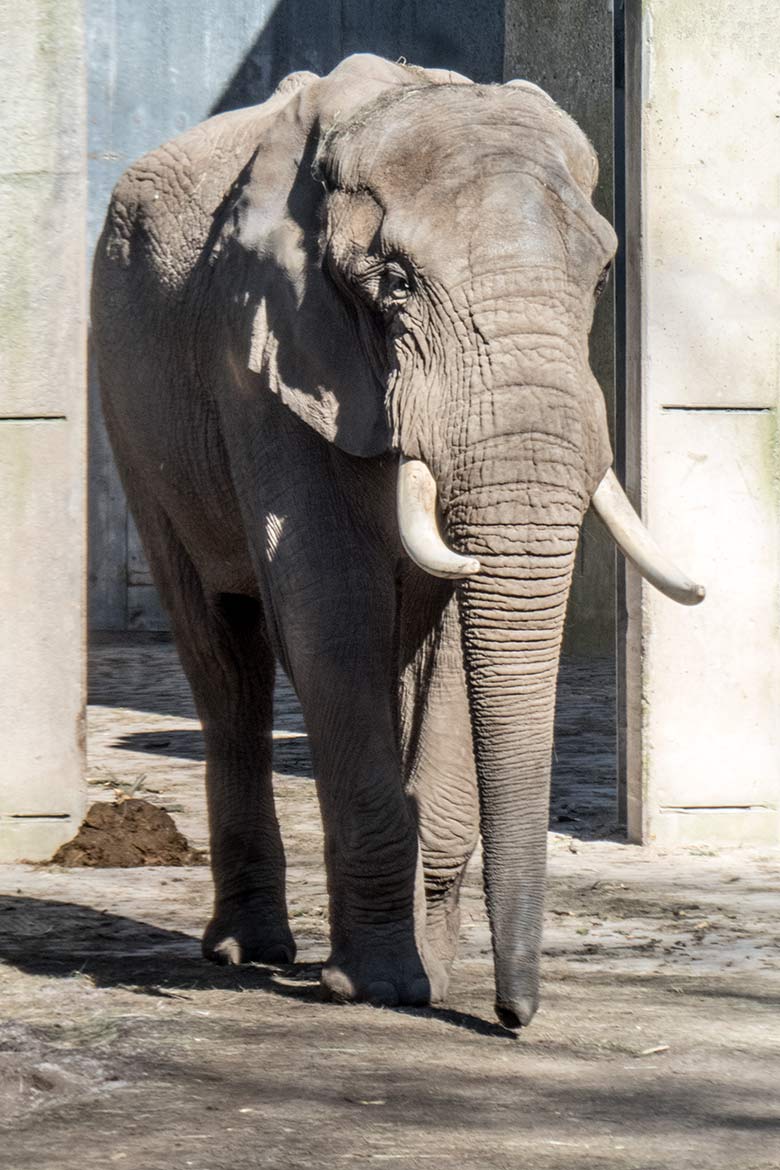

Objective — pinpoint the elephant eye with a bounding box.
[595,262,612,300]
[381,262,414,308]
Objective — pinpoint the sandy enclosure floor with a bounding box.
[0,635,778,1169]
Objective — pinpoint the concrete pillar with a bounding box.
[624,0,780,845]
[0,1,87,859]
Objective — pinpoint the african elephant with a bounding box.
[91,54,703,1028]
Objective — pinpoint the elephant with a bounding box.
[91,54,704,1028]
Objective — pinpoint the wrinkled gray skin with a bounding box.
[92,55,616,1028]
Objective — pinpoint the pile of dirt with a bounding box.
[50,799,205,867]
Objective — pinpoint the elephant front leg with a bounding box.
[295,657,449,1008]
[275,565,446,1007]
[241,424,448,1008]
[400,576,480,977]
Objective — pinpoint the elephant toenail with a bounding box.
[320,967,356,1002]
[211,936,242,965]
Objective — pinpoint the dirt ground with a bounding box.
[1,635,778,1170]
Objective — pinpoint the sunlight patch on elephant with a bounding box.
[265,511,285,559]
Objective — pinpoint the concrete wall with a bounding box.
[0,1,87,860]
[624,0,780,845]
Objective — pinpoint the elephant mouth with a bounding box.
[396,455,705,605]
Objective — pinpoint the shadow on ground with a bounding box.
[112,729,314,780]
[0,895,516,1039]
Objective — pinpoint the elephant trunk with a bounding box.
[395,418,704,1029]
[454,504,578,1029]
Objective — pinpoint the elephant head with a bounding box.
[228,55,704,1026]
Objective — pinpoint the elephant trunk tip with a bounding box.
[495,994,538,1031]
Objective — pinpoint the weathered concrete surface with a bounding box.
[625,1,780,845]
[0,0,87,859]
[0,637,778,1168]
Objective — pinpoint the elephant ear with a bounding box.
[234,55,416,458]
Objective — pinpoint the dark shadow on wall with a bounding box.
[209,0,505,116]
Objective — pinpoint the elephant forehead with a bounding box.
[328,84,597,200]
[380,180,559,274]
[379,169,606,287]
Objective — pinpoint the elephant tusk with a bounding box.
[591,469,705,606]
[397,457,481,579]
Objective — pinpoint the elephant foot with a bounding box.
[321,931,449,1008]
[202,900,295,966]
